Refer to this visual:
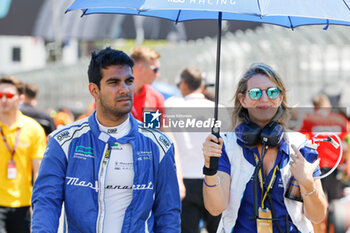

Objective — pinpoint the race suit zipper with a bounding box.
[96,143,110,233]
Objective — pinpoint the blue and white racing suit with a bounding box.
[31,112,181,233]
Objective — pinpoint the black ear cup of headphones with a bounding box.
[235,121,284,147]
[235,121,261,146]
[260,121,284,147]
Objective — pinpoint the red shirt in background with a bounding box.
[132,84,165,122]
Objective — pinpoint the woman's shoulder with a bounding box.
[221,131,237,143]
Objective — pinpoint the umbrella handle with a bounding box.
[208,12,222,171]
[209,12,222,171]
[209,127,220,170]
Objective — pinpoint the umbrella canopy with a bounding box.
[68,0,350,28]
[67,0,350,120]
[67,0,350,169]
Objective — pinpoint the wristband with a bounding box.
[301,187,317,197]
[203,166,217,176]
[203,176,221,188]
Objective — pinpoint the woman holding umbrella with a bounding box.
[202,63,327,233]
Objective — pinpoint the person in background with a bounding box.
[0,76,46,233]
[299,94,347,201]
[131,46,186,200]
[53,107,75,129]
[201,74,215,102]
[31,47,180,233]
[299,94,348,233]
[20,83,56,136]
[202,63,327,233]
[130,46,164,122]
[166,67,221,233]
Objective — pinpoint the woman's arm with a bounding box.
[202,135,230,216]
[300,179,327,223]
[203,171,231,216]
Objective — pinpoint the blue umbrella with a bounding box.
[67,0,350,117]
[67,0,350,168]
[68,0,350,28]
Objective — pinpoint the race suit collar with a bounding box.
[89,111,138,146]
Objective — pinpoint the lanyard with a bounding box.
[0,127,21,161]
[254,153,279,209]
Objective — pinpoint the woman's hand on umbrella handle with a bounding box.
[202,134,223,168]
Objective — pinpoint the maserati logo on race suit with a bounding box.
[66,177,98,192]
[105,182,153,190]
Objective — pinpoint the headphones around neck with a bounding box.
[235,121,284,147]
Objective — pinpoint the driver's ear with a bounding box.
[89,83,99,100]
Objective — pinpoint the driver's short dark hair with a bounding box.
[88,47,134,89]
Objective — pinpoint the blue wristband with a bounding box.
[203,176,221,188]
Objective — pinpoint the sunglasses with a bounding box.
[247,87,281,100]
[148,65,160,74]
[0,92,15,99]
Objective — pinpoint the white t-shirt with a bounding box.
[165,93,215,179]
[97,116,133,233]
[165,93,232,179]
